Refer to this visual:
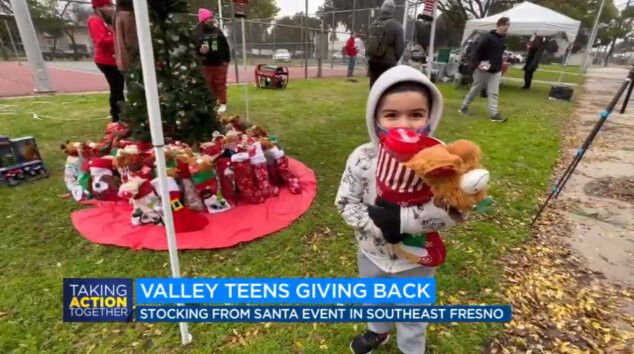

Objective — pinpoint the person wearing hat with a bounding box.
[193,8,231,114]
[88,0,124,122]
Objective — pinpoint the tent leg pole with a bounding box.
[132,0,192,345]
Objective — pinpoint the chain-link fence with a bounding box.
[218,1,422,83]
[3,0,558,95]
[209,2,429,84]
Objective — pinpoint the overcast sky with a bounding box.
[276,0,326,17]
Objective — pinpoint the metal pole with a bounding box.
[228,23,240,83]
[400,0,409,64]
[330,13,335,69]
[402,0,409,29]
[243,83,250,122]
[318,18,324,77]
[241,18,247,72]
[426,1,438,77]
[131,0,191,345]
[4,19,19,57]
[581,0,606,74]
[411,1,419,42]
[0,30,6,58]
[9,0,54,93]
[352,0,357,34]
[304,0,308,78]
[217,0,224,28]
[229,2,240,83]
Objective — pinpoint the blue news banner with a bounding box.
[134,278,511,323]
[61,278,511,322]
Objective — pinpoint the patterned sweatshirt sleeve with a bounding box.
[400,202,457,234]
[335,151,374,232]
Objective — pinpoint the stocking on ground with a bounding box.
[89,157,121,201]
[231,152,264,204]
[251,142,279,198]
[151,177,208,232]
[191,164,232,213]
[267,158,284,186]
[215,157,237,203]
[118,177,162,226]
[267,146,301,194]
[176,160,205,211]
[63,155,81,194]
[72,158,92,201]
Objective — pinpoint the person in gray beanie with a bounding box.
[366,0,404,87]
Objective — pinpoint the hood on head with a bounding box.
[365,65,444,144]
[380,0,395,15]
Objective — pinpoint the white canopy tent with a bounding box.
[461,2,581,45]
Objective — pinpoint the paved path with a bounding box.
[0,61,364,97]
[561,66,634,287]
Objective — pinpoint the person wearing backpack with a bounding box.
[366,0,404,87]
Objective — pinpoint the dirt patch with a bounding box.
[584,177,634,203]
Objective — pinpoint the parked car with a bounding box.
[272,49,291,62]
[42,48,90,61]
[332,52,344,60]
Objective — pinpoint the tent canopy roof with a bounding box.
[461,1,581,44]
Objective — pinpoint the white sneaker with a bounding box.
[218,104,227,113]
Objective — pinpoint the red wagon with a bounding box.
[255,64,289,89]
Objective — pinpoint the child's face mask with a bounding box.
[376,125,430,137]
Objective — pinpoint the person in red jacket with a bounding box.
[346,33,359,82]
[88,0,124,122]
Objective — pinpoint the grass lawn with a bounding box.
[0,76,573,353]
[538,64,580,73]
[505,67,582,84]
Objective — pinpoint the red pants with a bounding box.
[202,64,228,104]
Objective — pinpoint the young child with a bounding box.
[335,65,461,354]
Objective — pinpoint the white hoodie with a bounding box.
[335,65,457,273]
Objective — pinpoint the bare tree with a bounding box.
[60,2,91,56]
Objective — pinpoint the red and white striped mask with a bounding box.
[376,143,433,206]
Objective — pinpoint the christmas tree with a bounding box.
[124,0,221,144]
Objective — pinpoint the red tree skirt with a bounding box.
[71,158,317,251]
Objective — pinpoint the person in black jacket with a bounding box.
[366,0,404,87]
[523,35,545,89]
[459,16,510,122]
[194,8,230,113]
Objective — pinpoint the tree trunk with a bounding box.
[604,38,616,67]
[64,29,77,57]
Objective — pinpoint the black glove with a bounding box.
[368,197,402,244]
